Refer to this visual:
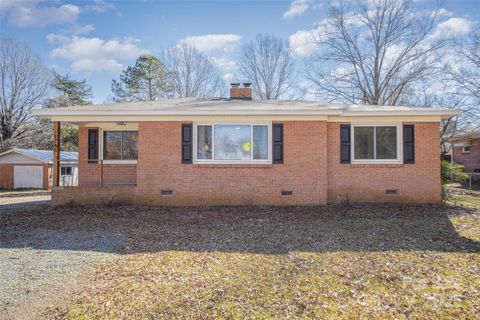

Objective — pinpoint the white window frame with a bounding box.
[351,124,403,164]
[462,141,472,154]
[99,128,138,164]
[193,121,272,164]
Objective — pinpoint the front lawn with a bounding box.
[34,201,480,319]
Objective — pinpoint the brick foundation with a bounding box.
[51,186,136,206]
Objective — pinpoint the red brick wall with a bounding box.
[452,138,480,173]
[327,122,441,204]
[136,121,329,206]
[66,121,442,206]
[77,128,137,187]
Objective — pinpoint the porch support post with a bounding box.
[53,121,61,187]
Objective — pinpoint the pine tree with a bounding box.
[112,54,171,102]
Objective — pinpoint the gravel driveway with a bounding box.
[0,196,123,319]
[0,194,51,213]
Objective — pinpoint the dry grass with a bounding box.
[447,182,480,211]
[29,199,479,319]
[58,251,480,320]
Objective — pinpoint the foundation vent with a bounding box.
[161,190,173,196]
[386,189,398,196]
[281,190,293,196]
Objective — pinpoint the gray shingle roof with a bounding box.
[12,149,78,163]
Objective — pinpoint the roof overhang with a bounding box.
[32,100,460,124]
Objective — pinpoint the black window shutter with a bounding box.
[272,123,284,164]
[88,129,98,164]
[182,124,193,164]
[340,124,351,164]
[403,124,415,164]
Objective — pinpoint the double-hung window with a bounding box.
[352,125,401,163]
[103,131,138,160]
[194,124,271,163]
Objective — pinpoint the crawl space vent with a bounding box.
[161,190,173,196]
[386,189,398,196]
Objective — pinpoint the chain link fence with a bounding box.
[466,173,480,195]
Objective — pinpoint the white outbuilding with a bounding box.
[0,149,78,190]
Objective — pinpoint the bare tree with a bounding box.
[0,38,49,152]
[163,44,226,98]
[305,0,444,105]
[239,34,298,100]
[456,31,480,104]
[410,84,466,156]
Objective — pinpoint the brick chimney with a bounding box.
[230,82,252,100]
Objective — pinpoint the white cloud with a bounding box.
[431,17,471,39]
[8,3,80,27]
[0,0,38,15]
[283,0,311,20]
[49,36,147,73]
[289,29,317,56]
[179,34,242,53]
[211,57,236,72]
[435,8,453,18]
[83,0,115,13]
[211,57,238,81]
[70,24,95,34]
[288,17,333,56]
[1,0,112,30]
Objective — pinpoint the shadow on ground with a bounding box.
[0,204,479,254]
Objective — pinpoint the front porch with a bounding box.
[50,121,138,206]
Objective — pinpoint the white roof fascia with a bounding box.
[341,109,459,117]
[33,109,459,117]
[33,109,343,116]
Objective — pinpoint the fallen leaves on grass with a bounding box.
[34,203,480,320]
[55,251,480,319]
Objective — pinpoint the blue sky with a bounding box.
[1,0,479,103]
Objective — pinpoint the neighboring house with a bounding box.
[0,149,78,190]
[34,84,458,206]
[450,125,480,174]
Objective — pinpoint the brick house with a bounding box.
[450,125,480,174]
[34,84,458,206]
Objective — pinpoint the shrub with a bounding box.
[441,161,468,201]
